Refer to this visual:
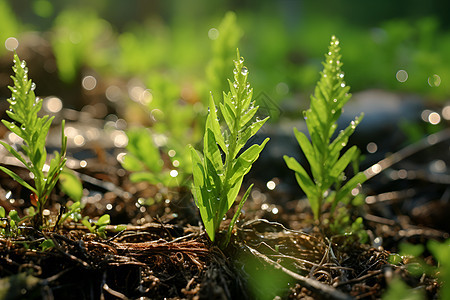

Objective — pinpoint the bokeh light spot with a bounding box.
[208,28,219,40]
[396,70,408,82]
[366,142,378,154]
[82,75,97,91]
[428,74,441,87]
[5,37,19,51]
[44,97,63,113]
[428,112,441,125]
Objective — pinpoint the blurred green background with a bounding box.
[2,0,450,115]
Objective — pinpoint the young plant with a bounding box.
[0,53,67,227]
[81,214,110,239]
[122,127,181,187]
[284,36,366,221]
[191,50,269,243]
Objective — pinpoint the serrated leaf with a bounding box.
[329,146,357,180]
[219,102,235,130]
[239,105,258,128]
[235,116,268,157]
[333,172,367,210]
[329,114,363,159]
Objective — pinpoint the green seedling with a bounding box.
[0,53,67,227]
[0,208,27,237]
[57,201,83,226]
[284,36,366,221]
[81,214,110,239]
[122,127,183,187]
[191,50,269,244]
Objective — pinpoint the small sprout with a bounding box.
[191,50,269,245]
[0,54,67,228]
[284,36,366,222]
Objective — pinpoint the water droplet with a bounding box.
[333,98,337,103]
[31,83,36,91]
[339,73,344,78]
[20,125,26,130]
[239,57,244,64]
[328,51,332,55]
[341,142,346,147]
[233,83,238,89]
[20,61,26,68]
[241,66,248,76]
[340,83,346,88]
[233,69,238,75]
[331,109,336,114]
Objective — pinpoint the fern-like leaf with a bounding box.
[192,50,269,243]
[284,36,366,220]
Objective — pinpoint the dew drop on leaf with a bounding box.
[239,57,244,64]
[31,83,36,91]
[241,67,248,76]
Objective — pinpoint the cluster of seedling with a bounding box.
[0,37,368,245]
[1,35,449,298]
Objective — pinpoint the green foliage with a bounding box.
[122,127,181,187]
[0,54,67,226]
[206,11,243,102]
[327,207,368,243]
[384,239,450,300]
[0,0,21,55]
[82,214,110,239]
[382,278,424,300]
[51,10,111,82]
[57,201,83,226]
[0,209,28,237]
[59,168,83,202]
[122,12,243,189]
[428,239,450,300]
[191,50,269,243]
[284,36,366,221]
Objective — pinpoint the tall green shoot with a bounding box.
[0,54,67,227]
[191,50,269,243]
[284,36,366,221]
